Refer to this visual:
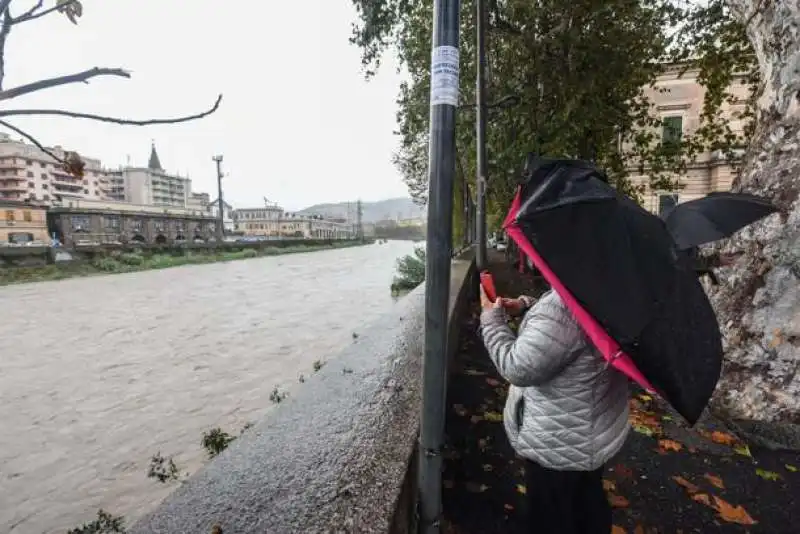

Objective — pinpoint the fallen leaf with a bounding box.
[515,484,527,495]
[672,475,700,494]
[713,495,757,525]
[734,444,752,458]
[453,404,468,417]
[612,526,627,534]
[786,464,798,472]
[482,464,493,472]
[662,415,674,422]
[633,424,655,437]
[659,439,683,452]
[503,503,514,511]
[443,480,455,489]
[464,369,485,376]
[633,527,645,534]
[704,473,725,489]
[692,492,712,506]
[608,494,630,508]
[602,478,617,492]
[638,394,653,402]
[478,438,490,451]
[709,431,737,446]
[755,468,781,481]
[483,411,504,422]
[485,377,501,387]
[465,482,489,493]
[470,415,483,424]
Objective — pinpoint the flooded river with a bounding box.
[0,241,418,533]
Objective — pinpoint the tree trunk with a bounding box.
[708,1,800,423]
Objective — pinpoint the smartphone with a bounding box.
[480,270,497,302]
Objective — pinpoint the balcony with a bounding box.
[0,178,26,193]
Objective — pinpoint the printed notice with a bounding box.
[430,45,459,107]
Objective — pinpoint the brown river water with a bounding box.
[0,241,418,533]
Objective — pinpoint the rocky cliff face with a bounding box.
[707,0,800,423]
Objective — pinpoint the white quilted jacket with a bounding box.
[480,290,630,471]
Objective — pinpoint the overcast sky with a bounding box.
[1,0,409,211]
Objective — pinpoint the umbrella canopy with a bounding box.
[664,191,779,249]
[503,158,722,424]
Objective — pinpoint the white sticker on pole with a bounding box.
[430,45,460,107]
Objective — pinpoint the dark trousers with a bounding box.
[523,460,612,534]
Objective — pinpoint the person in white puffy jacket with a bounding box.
[479,286,630,534]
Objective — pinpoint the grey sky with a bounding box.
[2,0,409,211]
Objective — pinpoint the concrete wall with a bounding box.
[130,249,477,534]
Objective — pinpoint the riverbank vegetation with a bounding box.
[391,245,426,295]
[0,241,366,287]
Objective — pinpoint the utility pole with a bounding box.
[212,155,224,241]
[475,0,489,269]
[356,199,363,241]
[418,0,459,533]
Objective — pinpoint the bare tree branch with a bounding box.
[0,67,131,101]
[0,6,13,90]
[0,118,65,164]
[0,93,224,124]
[13,0,77,24]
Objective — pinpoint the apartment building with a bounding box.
[107,144,192,208]
[0,133,110,204]
[629,63,750,216]
[0,200,48,243]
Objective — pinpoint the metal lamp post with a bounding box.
[475,0,489,270]
[418,0,460,533]
[212,155,224,241]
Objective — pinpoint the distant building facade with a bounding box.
[629,63,750,216]
[107,144,192,208]
[0,200,48,244]
[0,133,111,204]
[209,198,236,233]
[48,198,216,248]
[234,204,355,239]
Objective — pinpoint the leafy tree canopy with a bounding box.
[350,0,757,227]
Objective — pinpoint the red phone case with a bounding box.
[480,270,497,302]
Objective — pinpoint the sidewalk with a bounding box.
[442,252,800,533]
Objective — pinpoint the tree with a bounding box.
[351,0,755,228]
[703,0,800,423]
[0,0,221,179]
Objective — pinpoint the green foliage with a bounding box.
[350,0,756,221]
[92,257,121,272]
[117,253,145,266]
[392,245,426,291]
[147,452,180,483]
[66,510,125,534]
[269,386,288,403]
[202,428,236,459]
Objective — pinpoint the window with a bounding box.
[41,173,47,179]
[5,210,14,222]
[43,194,50,201]
[40,162,46,168]
[658,193,679,217]
[105,215,120,230]
[25,159,32,165]
[83,189,89,194]
[28,182,34,188]
[23,211,32,222]
[42,184,48,190]
[71,215,90,230]
[131,219,143,232]
[26,171,33,178]
[661,116,683,146]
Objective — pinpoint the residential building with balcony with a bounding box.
[628,63,750,216]
[0,200,48,244]
[107,144,192,208]
[0,133,111,204]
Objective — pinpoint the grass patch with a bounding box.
[0,240,368,287]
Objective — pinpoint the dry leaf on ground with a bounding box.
[515,483,527,495]
[483,411,504,422]
[786,464,798,472]
[704,473,725,489]
[470,415,483,424]
[755,468,781,481]
[608,494,630,508]
[453,404,468,417]
[709,430,737,446]
[659,439,683,452]
[612,526,626,534]
[602,478,617,492]
[613,464,634,479]
[503,503,514,512]
[713,495,757,525]
[485,377,501,387]
[672,475,700,494]
[464,369,485,376]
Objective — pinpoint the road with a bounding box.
[0,241,418,533]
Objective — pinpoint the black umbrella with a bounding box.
[503,157,722,424]
[663,191,779,250]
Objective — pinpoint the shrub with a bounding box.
[147,452,180,483]
[117,253,144,266]
[67,510,125,534]
[92,257,121,272]
[202,428,236,458]
[391,246,425,291]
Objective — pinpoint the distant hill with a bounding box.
[297,197,425,223]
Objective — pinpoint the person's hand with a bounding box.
[500,297,527,317]
[479,285,501,311]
